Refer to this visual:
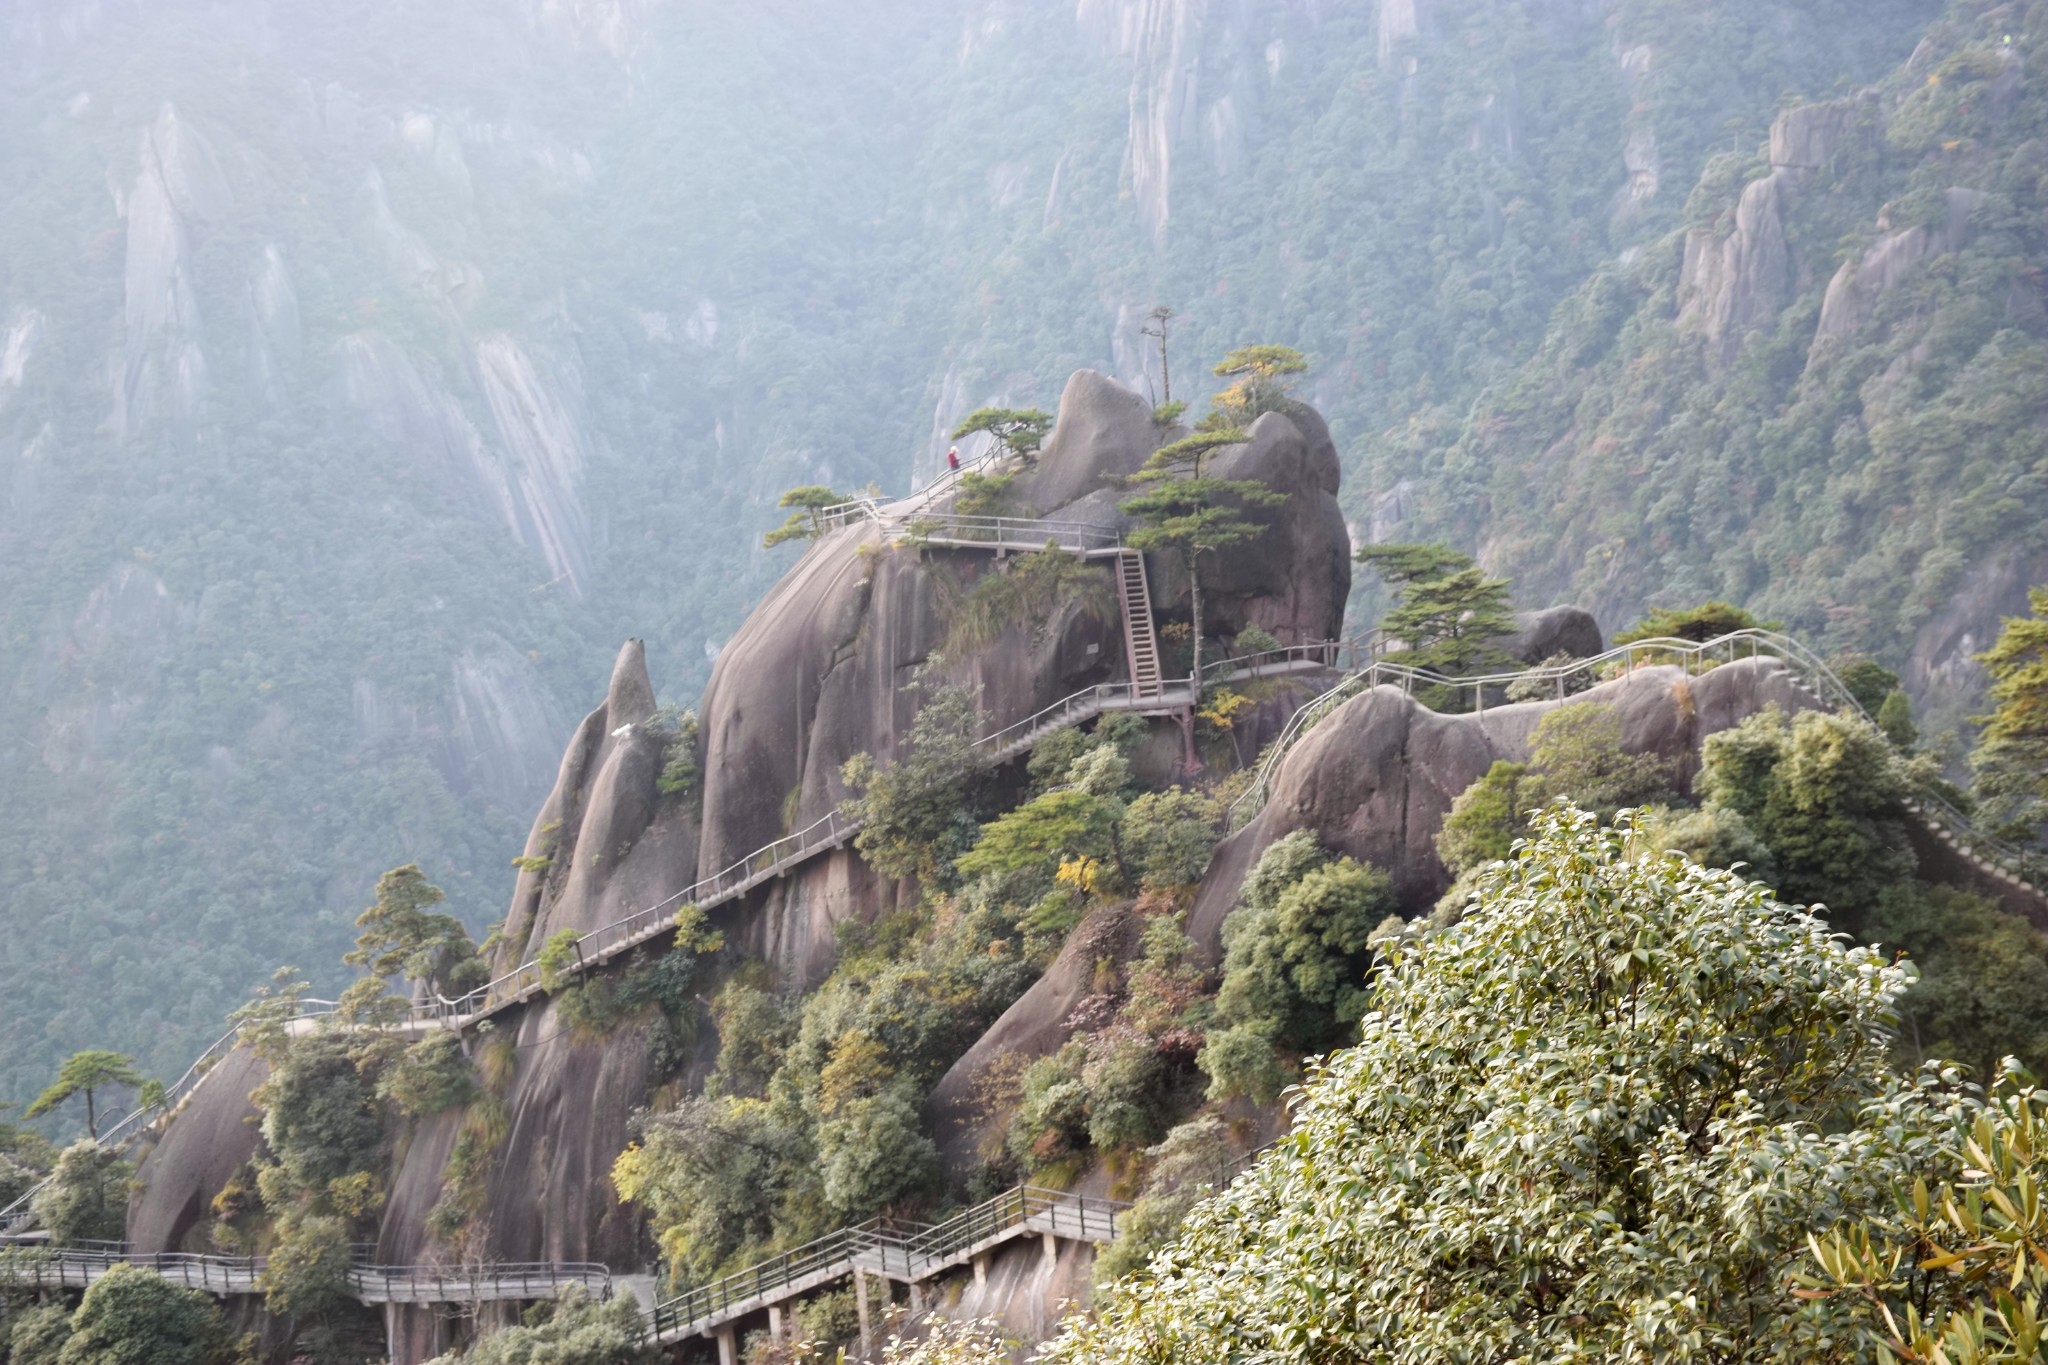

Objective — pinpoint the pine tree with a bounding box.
[24,1051,145,1138]
[1119,431,1283,684]
[1973,587,2048,846]
[1357,542,1515,678]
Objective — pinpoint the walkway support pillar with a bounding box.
[973,1252,988,1287]
[1041,1230,1058,1271]
[768,1302,786,1342]
[716,1323,737,1365]
[855,1266,873,1355]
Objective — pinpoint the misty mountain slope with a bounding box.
[0,0,943,1094]
[1389,0,2048,743]
[0,0,1968,1101]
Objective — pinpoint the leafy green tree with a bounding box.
[951,469,1017,516]
[1877,688,1918,750]
[762,485,850,548]
[949,407,1052,463]
[256,1034,382,1194]
[1202,345,1308,429]
[1093,1114,1234,1286]
[877,1318,1015,1365]
[612,1094,816,1282]
[1437,760,1532,877]
[1835,657,1904,715]
[1357,542,1516,678]
[1519,700,1674,816]
[1120,431,1283,683]
[24,1051,145,1139]
[1612,600,1772,644]
[56,1262,237,1365]
[1866,882,2048,1081]
[1699,706,1915,916]
[1805,1073,2048,1365]
[31,1140,130,1245]
[939,545,1115,656]
[1201,832,1397,1103]
[648,703,701,798]
[377,1032,479,1119]
[1972,586,2048,845]
[841,661,985,882]
[422,1285,651,1365]
[0,1102,56,1208]
[8,1301,72,1365]
[261,1211,354,1319]
[345,864,485,1001]
[1120,788,1218,888]
[1053,807,1972,1365]
[815,1088,940,1216]
[1438,703,1672,877]
[955,788,1123,887]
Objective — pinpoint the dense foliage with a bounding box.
[1199,832,1398,1104]
[1973,588,2048,846]
[1051,807,1978,1364]
[420,1287,650,1365]
[1807,1074,2048,1364]
[44,1263,240,1365]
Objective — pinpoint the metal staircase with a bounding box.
[1114,549,1165,701]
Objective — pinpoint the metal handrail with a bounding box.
[810,447,1009,534]
[0,1244,612,1302]
[1223,630,2043,888]
[898,513,1123,553]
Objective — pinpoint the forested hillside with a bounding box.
[0,0,2011,1105]
[1386,0,2048,743]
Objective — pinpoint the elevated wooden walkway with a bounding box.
[648,1185,1124,1356]
[0,1244,611,1305]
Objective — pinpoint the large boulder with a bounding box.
[695,373,1354,877]
[1188,656,1818,948]
[1012,369,1163,514]
[925,903,1141,1181]
[494,639,698,968]
[1499,605,1604,663]
[127,1047,269,1253]
[1144,409,1352,646]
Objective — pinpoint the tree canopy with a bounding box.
[949,407,1053,463]
[344,864,486,1002]
[1972,586,2048,845]
[1121,427,1282,684]
[52,1262,238,1365]
[1051,807,1974,1365]
[23,1051,144,1139]
[763,485,851,548]
[1357,542,1516,678]
[1203,345,1309,429]
[1612,600,1774,645]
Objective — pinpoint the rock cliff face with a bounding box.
[1676,98,1881,360]
[693,369,1349,887]
[125,369,1353,1363]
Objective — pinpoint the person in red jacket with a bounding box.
[946,446,961,472]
